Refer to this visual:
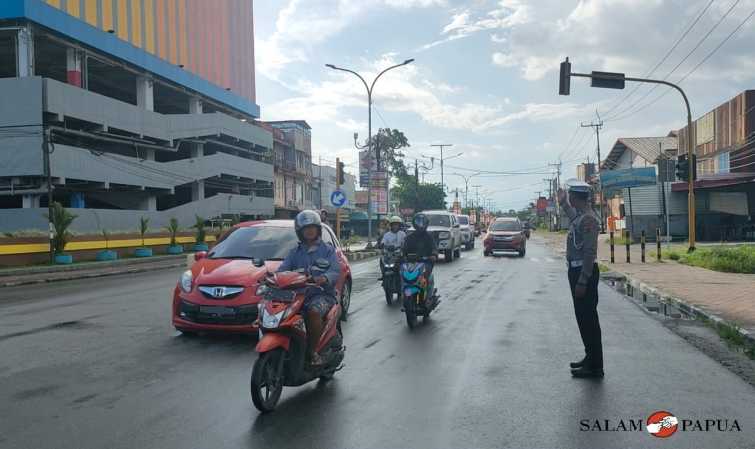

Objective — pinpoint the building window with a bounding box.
[718,152,730,174]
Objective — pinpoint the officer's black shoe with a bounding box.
[570,357,586,369]
[571,366,604,378]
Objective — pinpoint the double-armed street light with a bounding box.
[325,59,414,244]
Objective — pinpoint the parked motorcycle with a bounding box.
[250,259,345,413]
[381,246,403,305]
[400,254,440,329]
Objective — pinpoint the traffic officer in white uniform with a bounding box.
[558,180,604,379]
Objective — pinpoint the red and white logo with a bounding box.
[646,411,679,438]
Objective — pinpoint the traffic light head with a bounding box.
[336,160,345,185]
[675,154,689,181]
[559,58,571,96]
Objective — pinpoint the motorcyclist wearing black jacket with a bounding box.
[402,213,438,297]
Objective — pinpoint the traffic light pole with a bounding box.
[569,71,696,252]
[336,158,342,239]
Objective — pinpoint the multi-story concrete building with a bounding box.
[0,0,274,232]
[260,120,314,218]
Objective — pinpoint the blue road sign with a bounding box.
[601,167,656,192]
[330,190,347,208]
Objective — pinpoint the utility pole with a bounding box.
[549,161,562,230]
[430,144,453,194]
[581,114,605,233]
[473,184,482,225]
[43,127,54,264]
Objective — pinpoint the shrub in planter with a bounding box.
[45,202,76,264]
[135,217,153,257]
[193,215,209,251]
[166,217,183,254]
[96,229,118,261]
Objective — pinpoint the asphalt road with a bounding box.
[1,238,753,449]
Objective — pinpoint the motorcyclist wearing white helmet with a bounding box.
[278,210,341,366]
[378,216,406,280]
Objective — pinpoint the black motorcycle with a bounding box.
[381,246,403,305]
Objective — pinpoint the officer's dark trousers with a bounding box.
[568,263,603,369]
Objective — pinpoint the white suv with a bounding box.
[456,214,474,250]
[423,210,462,262]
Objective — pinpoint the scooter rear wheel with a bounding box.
[251,349,285,413]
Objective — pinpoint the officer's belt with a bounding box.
[567,260,584,268]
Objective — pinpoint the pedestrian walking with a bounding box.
[558,180,604,379]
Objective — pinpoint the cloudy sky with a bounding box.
[253,0,755,211]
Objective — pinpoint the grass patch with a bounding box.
[698,316,755,359]
[605,235,633,246]
[598,262,611,272]
[666,245,755,273]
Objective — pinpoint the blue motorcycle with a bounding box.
[400,254,440,329]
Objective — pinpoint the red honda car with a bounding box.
[172,220,352,335]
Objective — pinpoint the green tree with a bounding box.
[368,128,409,178]
[392,177,445,212]
[45,202,76,255]
[139,217,150,247]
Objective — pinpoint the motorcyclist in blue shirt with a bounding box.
[278,210,341,366]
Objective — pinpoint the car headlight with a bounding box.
[439,231,450,239]
[180,270,193,293]
[256,284,270,296]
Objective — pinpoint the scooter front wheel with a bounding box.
[251,348,285,413]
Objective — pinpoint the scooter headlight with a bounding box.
[261,308,288,329]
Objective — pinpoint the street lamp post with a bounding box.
[559,57,697,252]
[326,59,414,245]
[451,172,482,210]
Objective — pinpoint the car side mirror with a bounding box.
[453,223,460,228]
[194,251,207,261]
[252,258,265,267]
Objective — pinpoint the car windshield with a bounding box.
[491,221,522,232]
[457,216,469,225]
[427,215,450,227]
[208,226,298,261]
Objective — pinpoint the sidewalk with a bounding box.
[0,255,188,287]
[535,231,755,339]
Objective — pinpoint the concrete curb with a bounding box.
[0,254,187,277]
[0,259,187,288]
[600,270,755,347]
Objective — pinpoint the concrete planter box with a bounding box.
[54,254,73,264]
[167,245,184,255]
[192,243,209,252]
[96,250,118,261]
[134,248,153,258]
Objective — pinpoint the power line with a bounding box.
[599,0,716,118]
[604,0,741,122]
[609,4,754,123]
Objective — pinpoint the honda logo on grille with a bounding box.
[198,286,244,298]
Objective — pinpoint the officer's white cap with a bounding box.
[565,179,592,193]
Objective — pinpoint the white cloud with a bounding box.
[258,0,448,76]
[264,54,589,133]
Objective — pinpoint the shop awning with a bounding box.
[671,173,755,191]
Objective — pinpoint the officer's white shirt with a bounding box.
[381,231,406,249]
